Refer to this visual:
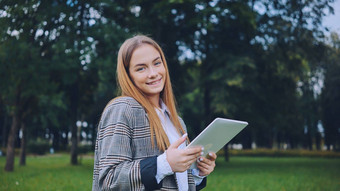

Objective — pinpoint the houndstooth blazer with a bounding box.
[92,96,206,191]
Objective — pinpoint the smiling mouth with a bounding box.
[146,78,162,85]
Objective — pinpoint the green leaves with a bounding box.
[0,0,338,153]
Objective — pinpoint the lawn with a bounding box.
[0,154,93,191]
[206,157,340,191]
[1,154,339,191]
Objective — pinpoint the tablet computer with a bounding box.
[186,118,248,168]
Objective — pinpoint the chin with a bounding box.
[146,87,163,95]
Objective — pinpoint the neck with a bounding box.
[147,94,160,108]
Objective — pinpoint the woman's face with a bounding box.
[129,44,166,100]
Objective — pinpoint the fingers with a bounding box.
[187,154,200,164]
[197,156,213,167]
[197,160,210,171]
[197,163,212,176]
[185,147,203,156]
[207,152,217,161]
[179,150,205,171]
[181,150,201,164]
[169,133,187,149]
[180,148,206,167]
[175,154,198,172]
[197,152,216,176]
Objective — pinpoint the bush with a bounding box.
[224,148,340,158]
[0,147,21,156]
[27,139,50,155]
[78,145,93,154]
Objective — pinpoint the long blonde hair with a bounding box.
[108,35,186,151]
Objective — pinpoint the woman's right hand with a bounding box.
[166,134,202,172]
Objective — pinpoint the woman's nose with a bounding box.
[148,66,158,78]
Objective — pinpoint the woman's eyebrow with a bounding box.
[133,56,161,67]
[153,56,161,62]
[133,63,146,68]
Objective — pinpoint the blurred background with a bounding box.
[0,0,339,190]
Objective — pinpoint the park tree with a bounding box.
[321,32,340,150]
[178,1,258,160]
[85,2,132,148]
[0,0,103,169]
[0,1,338,172]
[34,0,105,165]
[54,0,95,165]
[0,0,71,171]
[246,0,334,148]
[0,38,46,170]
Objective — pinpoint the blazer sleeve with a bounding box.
[93,101,143,191]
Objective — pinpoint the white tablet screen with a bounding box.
[186,118,248,168]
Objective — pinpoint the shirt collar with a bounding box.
[159,99,170,114]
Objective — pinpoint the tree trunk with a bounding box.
[315,132,321,150]
[52,127,60,151]
[272,128,277,149]
[203,87,211,126]
[70,82,79,165]
[71,125,78,165]
[5,113,20,171]
[224,144,229,162]
[19,122,26,166]
[242,129,252,149]
[2,115,9,148]
[61,130,68,150]
[307,131,313,150]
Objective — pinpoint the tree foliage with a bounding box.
[0,0,339,171]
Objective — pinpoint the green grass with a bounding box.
[1,155,339,191]
[227,149,340,158]
[0,154,93,191]
[205,157,340,191]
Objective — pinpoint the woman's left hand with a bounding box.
[197,152,217,176]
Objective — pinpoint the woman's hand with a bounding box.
[166,134,203,172]
[197,152,217,176]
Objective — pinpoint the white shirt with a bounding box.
[155,100,204,190]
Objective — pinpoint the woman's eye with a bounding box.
[155,62,162,66]
[136,67,145,72]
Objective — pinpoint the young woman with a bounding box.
[92,35,216,191]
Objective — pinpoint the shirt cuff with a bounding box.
[192,168,206,185]
[140,156,160,190]
[156,151,174,183]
